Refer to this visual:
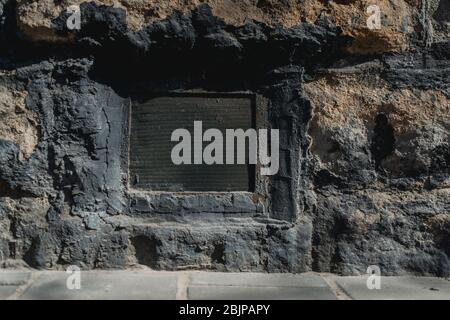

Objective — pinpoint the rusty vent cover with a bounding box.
[129,94,255,191]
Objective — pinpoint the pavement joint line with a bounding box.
[319,274,352,300]
[6,271,41,300]
[176,272,190,300]
[188,284,321,288]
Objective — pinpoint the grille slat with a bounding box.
[130,94,255,192]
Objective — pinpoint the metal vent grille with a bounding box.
[129,94,255,191]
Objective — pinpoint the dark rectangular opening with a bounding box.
[129,93,256,192]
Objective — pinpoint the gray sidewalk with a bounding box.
[0,270,449,300]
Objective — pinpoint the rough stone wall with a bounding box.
[0,0,448,275]
[0,85,37,160]
[14,0,440,52]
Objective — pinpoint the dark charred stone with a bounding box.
[433,0,450,22]
[382,47,450,96]
[371,113,396,170]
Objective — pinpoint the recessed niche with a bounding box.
[129,93,256,192]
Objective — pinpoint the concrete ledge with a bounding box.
[189,272,328,287]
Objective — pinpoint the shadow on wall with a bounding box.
[433,0,450,22]
[131,236,159,269]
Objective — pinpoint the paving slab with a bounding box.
[19,271,177,300]
[189,272,328,288]
[0,271,30,285]
[334,276,450,300]
[0,270,448,300]
[188,286,337,300]
[0,286,18,299]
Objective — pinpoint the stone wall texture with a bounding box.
[0,0,449,276]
